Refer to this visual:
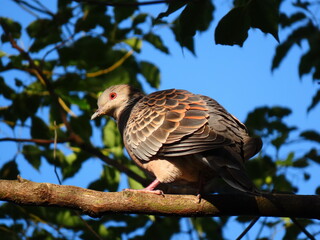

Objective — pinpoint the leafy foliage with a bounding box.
[273,0,320,111]
[215,0,279,46]
[0,0,319,239]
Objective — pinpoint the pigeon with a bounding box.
[91,84,262,194]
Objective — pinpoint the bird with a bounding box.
[91,84,262,195]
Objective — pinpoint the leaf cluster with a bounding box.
[272,0,320,111]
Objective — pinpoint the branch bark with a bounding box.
[1,177,319,219]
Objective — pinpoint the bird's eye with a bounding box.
[109,92,117,100]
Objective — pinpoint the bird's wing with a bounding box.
[124,89,236,161]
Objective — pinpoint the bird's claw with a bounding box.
[196,193,202,203]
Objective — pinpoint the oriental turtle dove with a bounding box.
[91,84,262,194]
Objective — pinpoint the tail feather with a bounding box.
[243,137,263,161]
[219,166,258,193]
[202,149,258,193]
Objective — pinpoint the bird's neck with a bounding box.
[117,92,144,136]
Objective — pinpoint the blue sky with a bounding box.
[1,1,319,239]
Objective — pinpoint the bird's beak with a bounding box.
[91,109,101,120]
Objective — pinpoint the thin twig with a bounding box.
[0,137,69,144]
[290,218,316,240]
[74,211,104,240]
[41,32,77,63]
[0,136,149,186]
[255,217,267,240]
[13,1,40,17]
[12,0,55,17]
[236,217,260,240]
[53,121,62,185]
[86,50,133,78]
[73,0,174,7]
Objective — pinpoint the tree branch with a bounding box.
[0,137,149,186]
[1,177,319,219]
[0,137,69,144]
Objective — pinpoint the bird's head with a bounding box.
[91,84,142,121]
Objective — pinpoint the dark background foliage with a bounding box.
[0,0,319,239]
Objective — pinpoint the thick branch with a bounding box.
[1,178,319,219]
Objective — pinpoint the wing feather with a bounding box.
[124,89,244,161]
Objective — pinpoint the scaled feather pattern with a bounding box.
[92,84,262,194]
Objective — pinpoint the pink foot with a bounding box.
[123,179,163,195]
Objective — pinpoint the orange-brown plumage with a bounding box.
[92,84,262,194]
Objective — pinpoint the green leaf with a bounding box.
[114,1,137,23]
[58,36,109,69]
[303,172,310,180]
[55,210,81,228]
[132,13,148,27]
[0,76,14,99]
[144,33,169,54]
[305,149,320,164]
[140,61,160,88]
[0,160,19,180]
[307,89,320,112]
[300,130,320,143]
[22,145,42,170]
[0,17,21,42]
[0,50,6,57]
[192,218,223,240]
[272,22,316,71]
[75,5,111,33]
[292,158,309,168]
[58,0,72,9]
[61,153,83,180]
[248,0,279,41]
[88,165,120,192]
[143,218,180,239]
[11,93,41,123]
[31,116,51,140]
[216,0,279,46]
[215,6,250,46]
[123,37,142,52]
[127,164,145,190]
[172,0,214,51]
[279,12,306,28]
[246,155,276,185]
[157,0,188,19]
[55,7,73,25]
[272,41,294,71]
[26,19,62,52]
[245,106,293,138]
[103,119,123,157]
[273,174,297,192]
[271,132,288,150]
[171,19,195,54]
[61,94,90,111]
[179,0,214,36]
[276,152,294,167]
[70,115,92,141]
[299,51,314,77]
